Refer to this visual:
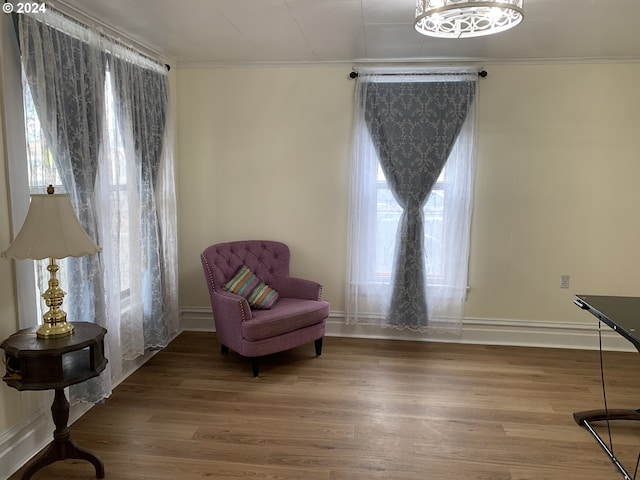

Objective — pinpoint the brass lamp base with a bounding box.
[37,258,74,339]
[37,321,74,339]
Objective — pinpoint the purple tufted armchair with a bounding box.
[201,240,329,376]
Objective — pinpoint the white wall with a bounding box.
[177,62,640,343]
[469,63,640,323]
[177,67,353,311]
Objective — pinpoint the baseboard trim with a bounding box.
[0,403,52,480]
[180,306,216,332]
[179,306,635,352]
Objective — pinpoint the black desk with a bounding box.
[574,295,640,480]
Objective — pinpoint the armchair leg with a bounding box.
[251,358,260,377]
[221,345,229,354]
[314,337,323,356]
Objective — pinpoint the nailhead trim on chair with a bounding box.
[201,254,218,292]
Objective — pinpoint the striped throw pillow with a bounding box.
[248,282,280,310]
[223,265,260,298]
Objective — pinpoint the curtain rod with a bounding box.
[11,2,170,72]
[48,0,173,70]
[349,70,487,79]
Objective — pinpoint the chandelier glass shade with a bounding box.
[415,0,524,38]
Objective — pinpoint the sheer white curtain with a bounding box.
[346,72,477,335]
[103,43,179,364]
[19,8,179,403]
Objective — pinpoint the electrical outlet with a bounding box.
[560,275,570,289]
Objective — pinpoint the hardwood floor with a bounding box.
[9,332,640,480]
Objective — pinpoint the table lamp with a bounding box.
[2,185,101,338]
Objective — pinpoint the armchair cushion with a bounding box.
[242,298,330,342]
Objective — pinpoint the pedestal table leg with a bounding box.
[21,388,104,480]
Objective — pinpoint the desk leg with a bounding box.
[21,389,105,480]
[574,408,640,424]
[573,409,640,480]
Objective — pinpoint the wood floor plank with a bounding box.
[8,332,640,480]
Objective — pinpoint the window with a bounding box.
[374,163,447,283]
[22,68,132,310]
[22,76,65,318]
[346,73,477,333]
[102,70,131,299]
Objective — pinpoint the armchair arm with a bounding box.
[278,277,324,300]
[211,291,252,349]
[213,290,253,322]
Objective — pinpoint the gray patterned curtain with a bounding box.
[364,80,475,330]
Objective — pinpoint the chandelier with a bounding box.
[415,0,524,38]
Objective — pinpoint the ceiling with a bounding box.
[55,0,640,67]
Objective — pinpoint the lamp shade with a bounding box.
[2,193,100,260]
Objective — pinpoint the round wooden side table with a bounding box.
[1,322,108,480]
